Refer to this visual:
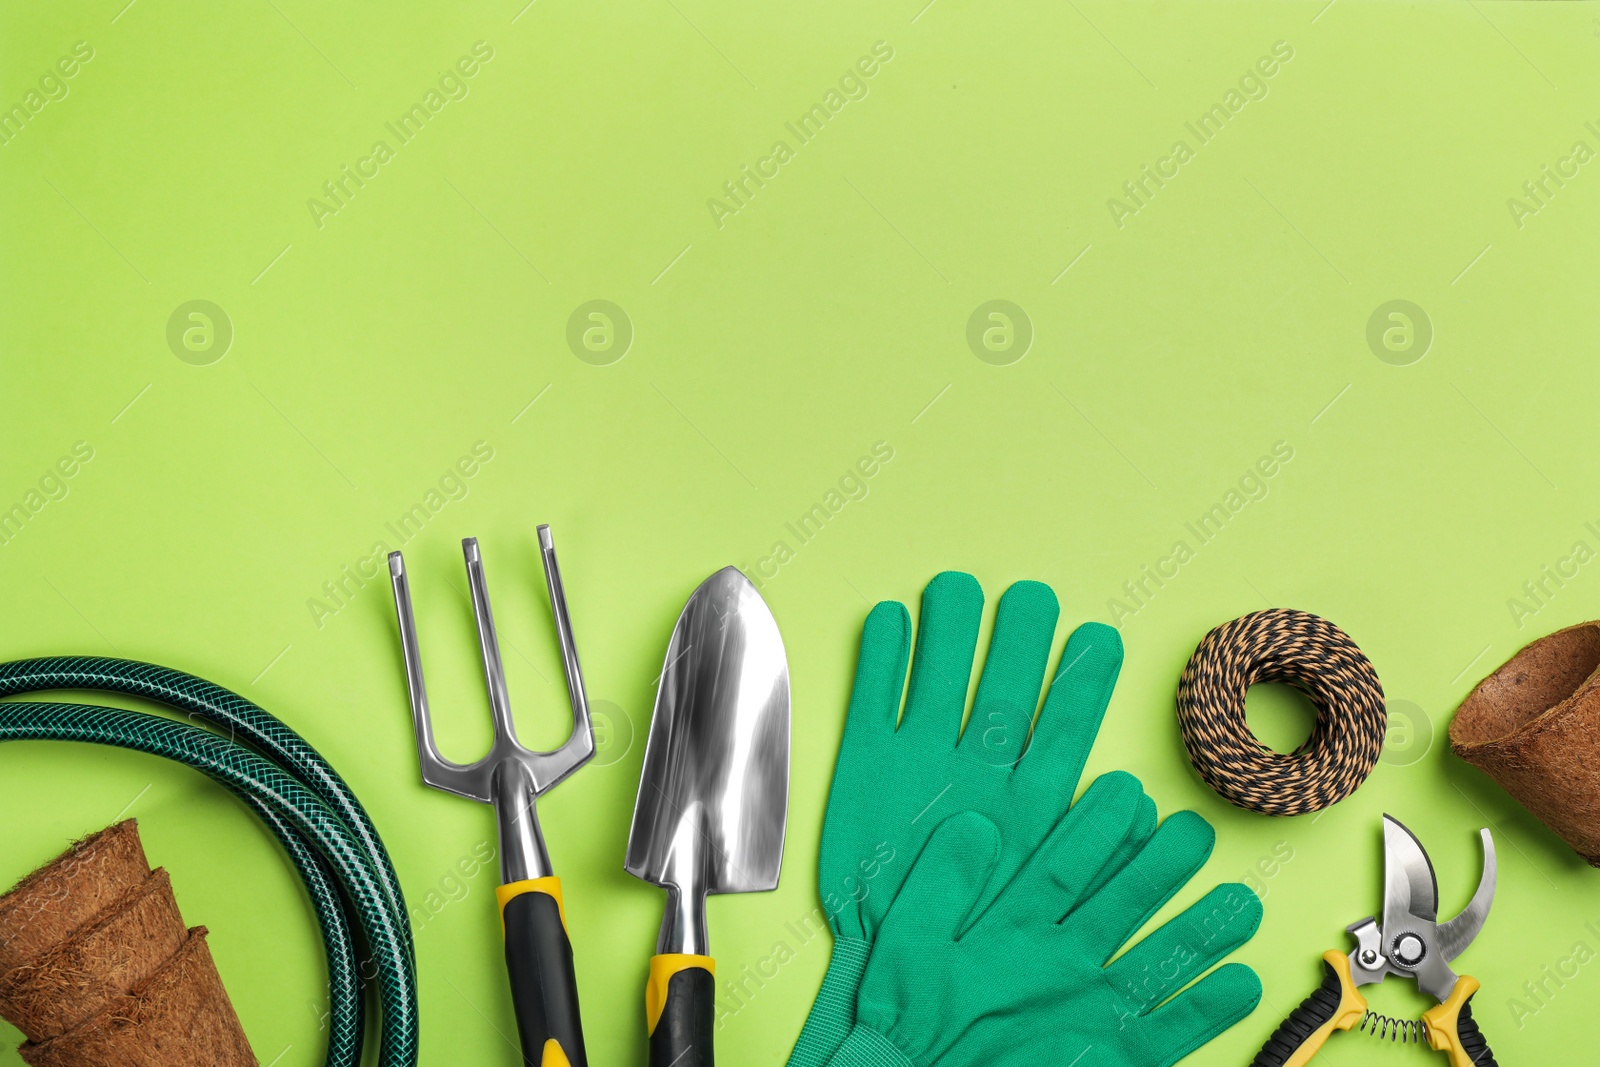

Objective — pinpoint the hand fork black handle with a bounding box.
[501,878,585,1067]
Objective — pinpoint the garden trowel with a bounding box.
[625,566,790,1067]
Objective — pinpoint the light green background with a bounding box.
[3,0,1598,1063]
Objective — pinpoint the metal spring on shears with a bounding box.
[1359,1010,1425,1044]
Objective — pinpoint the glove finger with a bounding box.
[957,581,1058,768]
[1136,962,1263,1067]
[1055,787,1159,928]
[878,811,1001,944]
[985,770,1143,927]
[898,571,982,744]
[1015,622,1122,793]
[820,600,911,940]
[1067,809,1216,963]
[1075,788,1158,908]
[841,600,911,741]
[1103,883,1263,1010]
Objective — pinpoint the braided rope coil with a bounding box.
[1177,609,1386,816]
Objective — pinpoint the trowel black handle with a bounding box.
[500,878,587,1067]
[646,954,715,1067]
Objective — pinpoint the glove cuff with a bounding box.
[824,1023,919,1067]
[786,936,871,1067]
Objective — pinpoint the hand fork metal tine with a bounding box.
[389,548,489,801]
[463,537,520,754]
[538,523,596,787]
[387,526,595,881]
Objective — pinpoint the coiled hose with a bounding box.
[0,656,418,1067]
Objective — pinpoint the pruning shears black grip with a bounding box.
[1454,1002,1497,1066]
[1250,951,1366,1067]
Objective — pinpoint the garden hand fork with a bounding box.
[388,526,595,1067]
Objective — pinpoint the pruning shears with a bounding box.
[1252,815,1498,1067]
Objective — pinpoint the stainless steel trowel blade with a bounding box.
[625,567,790,895]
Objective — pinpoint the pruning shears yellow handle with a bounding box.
[1251,952,1498,1066]
[1422,975,1494,1067]
[1250,951,1366,1067]
[1253,816,1500,1067]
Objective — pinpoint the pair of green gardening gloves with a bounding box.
[788,573,1263,1067]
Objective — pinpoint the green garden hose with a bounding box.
[0,656,419,1067]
